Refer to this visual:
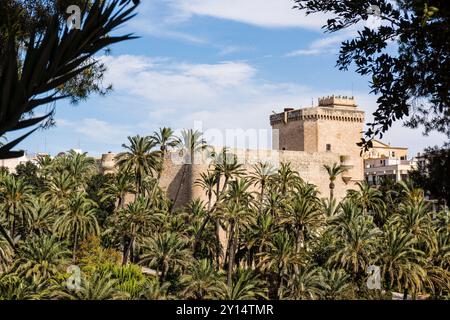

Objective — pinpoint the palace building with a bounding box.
[100,95,367,205]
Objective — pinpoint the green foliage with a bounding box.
[0,0,140,158]
[0,132,449,300]
[293,0,450,144]
[410,145,450,206]
[14,162,44,193]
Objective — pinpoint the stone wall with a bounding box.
[270,98,365,186]
[100,148,360,207]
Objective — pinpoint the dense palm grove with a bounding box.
[0,128,449,300]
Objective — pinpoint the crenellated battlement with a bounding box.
[318,95,356,108]
[270,104,365,125]
[270,95,365,187]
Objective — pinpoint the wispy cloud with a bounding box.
[128,0,330,46]
[58,118,133,145]
[286,33,351,57]
[127,0,207,44]
[98,54,350,144]
[172,0,330,30]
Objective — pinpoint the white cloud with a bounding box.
[128,0,330,46]
[172,0,329,30]
[129,18,207,44]
[99,55,319,138]
[100,55,262,109]
[58,118,133,145]
[96,54,446,153]
[127,0,208,44]
[286,30,355,57]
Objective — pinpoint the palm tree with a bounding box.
[0,175,34,239]
[282,196,324,252]
[378,227,427,299]
[99,170,134,209]
[190,181,215,254]
[347,181,386,225]
[139,277,171,300]
[220,202,252,287]
[181,259,221,299]
[28,196,56,236]
[54,193,100,261]
[329,214,380,282]
[57,272,125,300]
[0,236,13,271]
[65,150,96,188]
[97,263,146,300]
[153,127,179,155]
[249,162,276,214]
[13,235,70,282]
[217,151,245,194]
[116,135,161,197]
[264,189,286,218]
[195,171,217,211]
[35,154,53,179]
[320,197,340,218]
[258,231,302,299]
[276,162,299,194]
[152,127,179,178]
[285,267,322,300]
[140,232,191,282]
[318,268,352,299]
[43,171,75,209]
[393,198,434,247]
[0,273,54,300]
[245,212,277,267]
[115,196,155,265]
[172,129,207,209]
[323,163,346,200]
[216,269,267,300]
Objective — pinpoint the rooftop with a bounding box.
[270,95,364,125]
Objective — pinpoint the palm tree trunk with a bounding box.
[72,226,78,262]
[215,218,223,268]
[226,221,236,287]
[329,182,335,200]
[259,182,265,215]
[122,236,130,265]
[118,194,124,209]
[0,224,15,251]
[130,236,135,263]
[193,214,211,253]
[403,287,409,300]
[221,177,229,194]
[207,192,212,211]
[21,210,28,240]
[160,263,167,282]
[10,204,15,238]
[276,269,283,299]
[215,175,221,201]
[157,152,165,181]
[135,170,142,199]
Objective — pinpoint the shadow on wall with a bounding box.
[167,164,193,208]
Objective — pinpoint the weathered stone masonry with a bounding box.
[100,95,366,206]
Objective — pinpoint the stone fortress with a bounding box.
[100,95,366,205]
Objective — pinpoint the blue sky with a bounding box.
[14,0,447,157]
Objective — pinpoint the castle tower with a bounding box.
[270,95,365,183]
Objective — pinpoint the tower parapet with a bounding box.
[318,95,357,108]
[270,94,365,184]
[270,96,364,126]
[100,152,116,174]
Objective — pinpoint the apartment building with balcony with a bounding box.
[364,140,417,186]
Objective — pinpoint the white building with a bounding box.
[364,140,417,186]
